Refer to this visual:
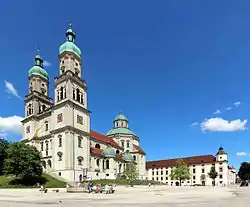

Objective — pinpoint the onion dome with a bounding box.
[28,49,49,80]
[216,146,227,155]
[59,22,81,58]
[103,145,116,158]
[122,151,134,162]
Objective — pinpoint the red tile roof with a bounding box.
[90,130,123,149]
[133,144,145,155]
[90,147,103,156]
[146,155,216,169]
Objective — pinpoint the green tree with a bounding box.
[0,138,9,175]
[4,142,42,178]
[123,162,138,187]
[208,166,218,186]
[238,162,250,181]
[170,159,190,186]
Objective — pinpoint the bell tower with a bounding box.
[22,49,51,140]
[51,23,90,181]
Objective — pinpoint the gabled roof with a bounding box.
[133,144,145,155]
[146,155,216,169]
[90,130,123,149]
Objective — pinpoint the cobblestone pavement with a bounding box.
[0,185,249,207]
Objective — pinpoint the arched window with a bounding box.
[77,156,83,165]
[73,89,76,100]
[42,161,46,169]
[121,140,124,148]
[96,159,100,167]
[106,159,110,170]
[47,160,52,168]
[116,150,120,154]
[57,151,63,161]
[103,159,105,170]
[76,88,80,102]
[133,155,136,161]
[60,87,64,100]
[95,144,100,149]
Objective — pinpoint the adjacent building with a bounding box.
[146,147,236,186]
[21,23,146,182]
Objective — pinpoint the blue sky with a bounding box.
[1,0,250,169]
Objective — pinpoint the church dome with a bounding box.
[106,127,136,136]
[28,50,49,80]
[114,113,128,121]
[59,23,81,58]
[103,146,116,158]
[29,66,49,80]
[59,41,81,58]
[122,152,134,162]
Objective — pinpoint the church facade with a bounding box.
[21,24,146,182]
[21,24,236,186]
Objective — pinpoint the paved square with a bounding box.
[0,185,249,206]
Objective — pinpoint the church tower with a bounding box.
[22,50,51,140]
[51,23,90,181]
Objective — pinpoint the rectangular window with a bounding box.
[219,167,223,172]
[193,176,196,180]
[40,142,44,151]
[219,174,223,179]
[161,171,163,175]
[121,141,124,148]
[26,126,30,134]
[126,142,129,148]
[193,169,196,173]
[77,115,83,125]
[202,168,205,173]
[156,171,158,175]
[161,177,163,180]
[57,113,63,123]
[166,170,168,175]
[46,142,48,150]
[166,177,168,180]
[152,172,154,176]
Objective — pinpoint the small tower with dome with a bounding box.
[216,146,228,162]
[22,49,52,140]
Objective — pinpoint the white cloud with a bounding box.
[234,101,241,107]
[213,109,221,115]
[4,80,22,100]
[190,122,199,127]
[43,60,51,67]
[200,117,247,132]
[0,116,23,134]
[226,107,233,111]
[236,152,250,156]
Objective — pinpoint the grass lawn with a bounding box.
[0,173,66,188]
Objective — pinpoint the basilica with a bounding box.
[21,24,236,186]
[21,24,146,182]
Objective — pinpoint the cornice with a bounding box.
[53,99,91,114]
[54,70,87,91]
[50,125,90,137]
[25,91,53,105]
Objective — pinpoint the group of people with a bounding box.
[87,182,115,194]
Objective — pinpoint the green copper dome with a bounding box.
[106,127,136,136]
[103,146,116,158]
[29,66,49,80]
[122,152,134,162]
[28,50,49,80]
[114,113,128,121]
[59,23,81,58]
